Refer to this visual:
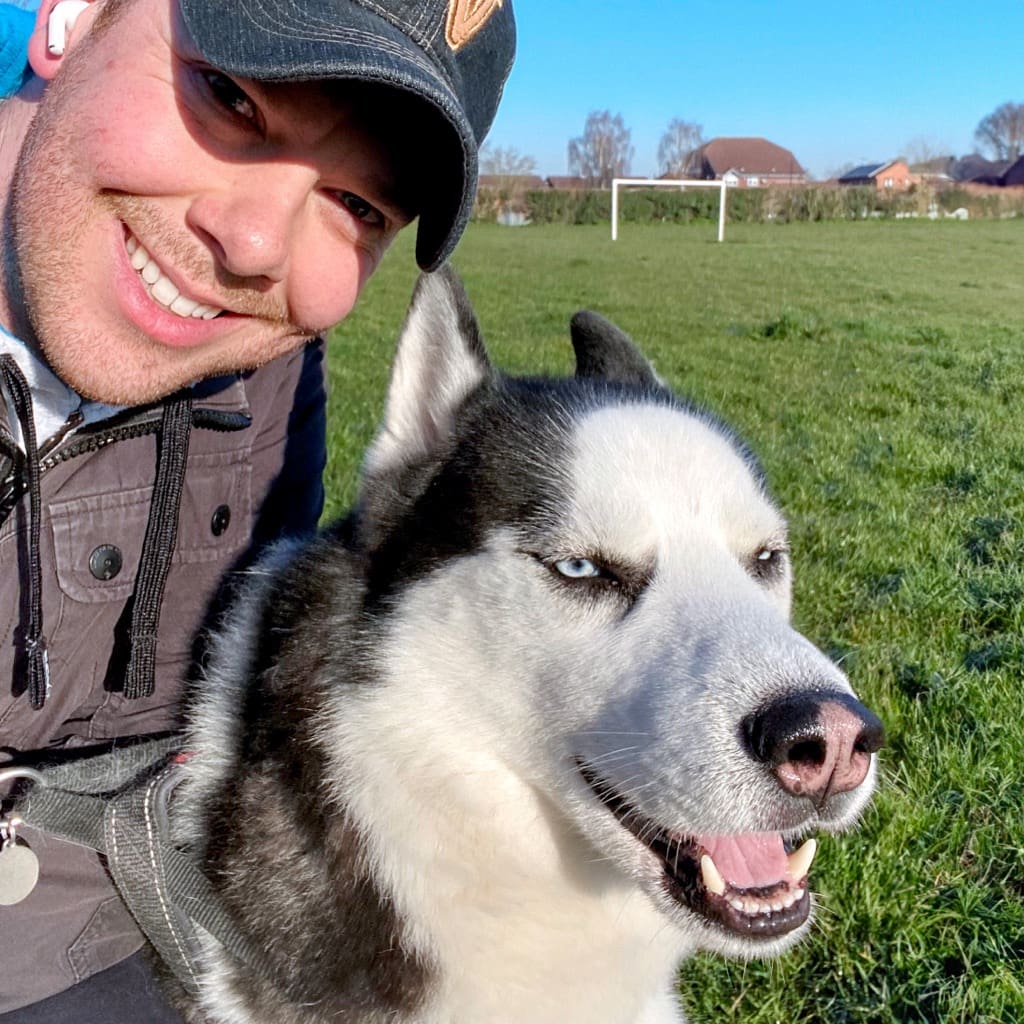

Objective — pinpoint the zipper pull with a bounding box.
[38,410,84,460]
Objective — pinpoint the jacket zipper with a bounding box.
[0,407,251,528]
[38,417,163,472]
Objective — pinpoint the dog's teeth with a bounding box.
[700,854,726,896]
[787,838,817,881]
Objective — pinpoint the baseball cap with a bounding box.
[178,0,516,271]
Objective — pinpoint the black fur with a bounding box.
[192,545,432,1022]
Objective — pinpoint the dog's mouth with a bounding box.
[578,762,814,939]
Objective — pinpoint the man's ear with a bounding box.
[27,0,98,80]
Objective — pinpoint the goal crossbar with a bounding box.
[611,178,730,242]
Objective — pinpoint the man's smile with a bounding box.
[125,231,224,320]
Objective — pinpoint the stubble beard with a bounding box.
[9,50,151,404]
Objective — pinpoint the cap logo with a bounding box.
[446,0,504,50]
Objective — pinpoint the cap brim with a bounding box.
[179,0,476,270]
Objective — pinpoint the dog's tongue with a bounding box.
[701,834,788,889]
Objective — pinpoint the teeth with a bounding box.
[150,275,179,306]
[701,839,817,917]
[700,854,726,896]
[126,233,223,320]
[728,885,803,917]
[170,294,199,317]
[787,838,817,882]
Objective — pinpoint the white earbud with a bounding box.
[47,0,90,57]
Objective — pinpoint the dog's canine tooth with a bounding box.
[700,854,726,896]
[786,838,817,881]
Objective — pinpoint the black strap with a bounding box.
[16,739,281,996]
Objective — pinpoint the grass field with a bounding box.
[325,220,1024,1023]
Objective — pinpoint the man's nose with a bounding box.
[187,164,316,283]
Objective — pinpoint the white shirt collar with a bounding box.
[0,323,124,452]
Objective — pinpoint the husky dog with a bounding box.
[176,268,883,1024]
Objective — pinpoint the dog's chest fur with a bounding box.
[182,523,692,1024]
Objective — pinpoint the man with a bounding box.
[0,0,514,1018]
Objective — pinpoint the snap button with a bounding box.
[211,504,231,537]
[89,544,123,581]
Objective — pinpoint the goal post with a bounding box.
[611,178,731,242]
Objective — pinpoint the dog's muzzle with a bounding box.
[577,762,818,938]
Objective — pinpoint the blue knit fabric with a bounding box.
[0,3,36,98]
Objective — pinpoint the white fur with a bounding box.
[364,273,487,477]
[181,280,878,1023]
[296,401,874,1022]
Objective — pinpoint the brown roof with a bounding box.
[689,137,805,177]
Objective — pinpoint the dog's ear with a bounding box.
[570,311,662,389]
[364,266,493,475]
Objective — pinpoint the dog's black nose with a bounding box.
[742,692,884,803]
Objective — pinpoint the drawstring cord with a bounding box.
[1,355,194,707]
[0,355,49,709]
[121,393,193,700]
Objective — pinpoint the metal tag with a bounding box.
[0,840,40,906]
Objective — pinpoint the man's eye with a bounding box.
[337,192,385,227]
[202,70,259,126]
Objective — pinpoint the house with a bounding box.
[838,160,916,191]
[950,153,1010,184]
[681,137,807,187]
[998,154,1024,187]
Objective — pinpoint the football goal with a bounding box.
[611,178,731,242]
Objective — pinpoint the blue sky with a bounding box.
[485,1,1024,180]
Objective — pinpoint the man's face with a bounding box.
[11,0,415,405]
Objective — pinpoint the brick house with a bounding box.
[681,137,807,187]
[838,160,917,192]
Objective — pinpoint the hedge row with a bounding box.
[473,185,1024,225]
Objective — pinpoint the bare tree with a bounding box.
[568,111,633,188]
[477,146,539,220]
[657,118,705,177]
[902,135,952,170]
[974,102,1024,163]
[479,145,538,179]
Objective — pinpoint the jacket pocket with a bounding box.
[50,452,253,604]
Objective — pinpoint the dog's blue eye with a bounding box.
[555,557,601,579]
[750,546,787,581]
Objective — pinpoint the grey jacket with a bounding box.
[0,341,327,1011]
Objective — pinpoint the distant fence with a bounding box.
[472,184,1024,226]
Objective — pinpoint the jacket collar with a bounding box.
[0,369,254,457]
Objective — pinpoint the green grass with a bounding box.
[326,220,1024,1023]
